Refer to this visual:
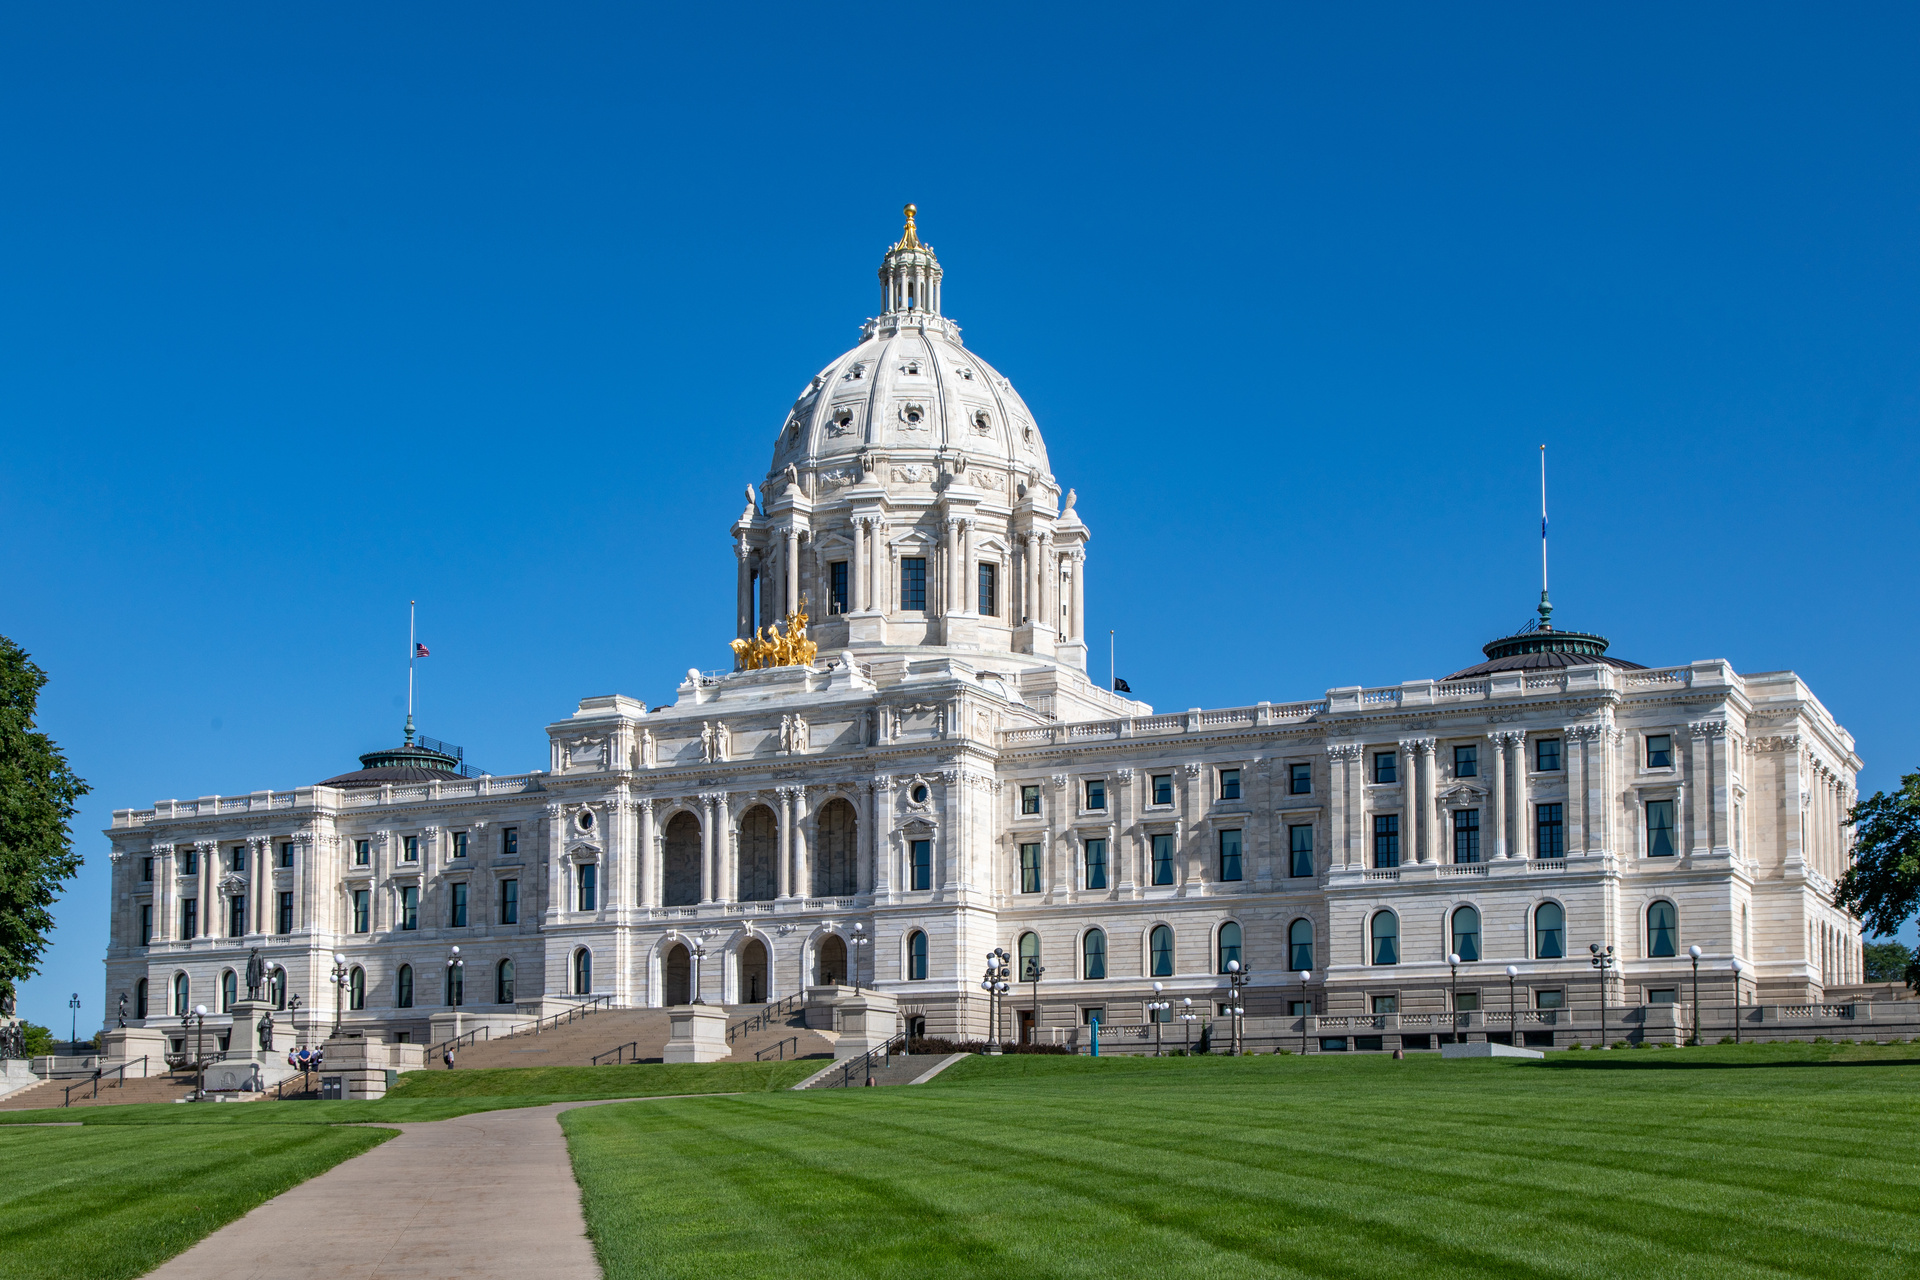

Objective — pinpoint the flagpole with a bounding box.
[407,600,416,743]
[1109,629,1115,695]
[1539,446,1551,628]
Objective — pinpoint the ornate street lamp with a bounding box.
[191,1004,208,1100]
[979,948,1011,1052]
[1448,953,1462,1046]
[1224,960,1251,1055]
[849,923,870,993]
[1505,965,1520,1043]
[1146,981,1169,1057]
[1589,942,1617,1048]
[447,946,465,1042]
[1025,957,1046,1047]
[68,992,80,1051]
[1298,970,1311,1056]
[1179,997,1199,1053]
[1730,957,1745,1044]
[689,942,709,1005]
[328,953,349,1039]
[1688,945,1703,1046]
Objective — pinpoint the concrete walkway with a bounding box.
[146,1099,624,1280]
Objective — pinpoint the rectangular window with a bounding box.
[576,866,595,912]
[1455,991,1480,1012]
[1289,824,1314,878]
[277,891,293,934]
[1454,744,1477,778]
[279,842,294,868]
[900,557,927,611]
[1537,803,1565,858]
[829,561,849,615]
[1084,779,1106,811]
[1021,784,1041,816]
[1646,734,1673,769]
[452,881,470,925]
[400,886,418,931]
[403,835,419,862]
[1453,809,1481,863]
[1373,815,1401,868]
[1151,833,1175,885]
[139,903,152,946]
[978,562,997,616]
[354,839,370,866]
[180,897,197,937]
[230,845,247,872]
[1084,838,1108,890]
[142,856,153,881]
[1536,738,1561,772]
[1371,994,1398,1015]
[503,827,518,857]
[1151,774,1173,805]
[1536,989,1565,1010]
[1289,763,1312,795]
[1218,829,1243,882]
[1647,988,1678,1004]
[1374,752,1397,784]
[1646,800,1677,857]
[1019,842,1042,893]
[181,848,199,876]
[1219,768,1241,800]
[453,832,468,859]
[911,839,932,891]
[352,889,370,934]
[229,896,246,937]
[500,878,518,924]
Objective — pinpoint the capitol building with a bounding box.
[101,209,1867,1055]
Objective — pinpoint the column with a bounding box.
[637,800,657,908]
[870,778,892,897]
[943,518,959,616]
[1513,737,1531,857]
[1041,532,1056,629]
[735,540,753,640]
[961,519,976,613]
[699,797,716,904]
[1070,550,1086,641]
[1398,742,1419,863]
[783,528,800,621]
[154,845,173,941]
[720,794,736,902]
[777,789,793,900]
[853,518,869,611]
[1418,743,1437,863]
[1489,735,1509,860]
[794,790,813,897]
[1023,533,1038,623]
[856,781,875,895]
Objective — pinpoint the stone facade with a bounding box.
[99,209,1866,1052]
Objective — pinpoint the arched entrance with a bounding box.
[814,798,857,897]
[664,943,691,1006]
[817,934,847,986]
[663,812,702,907]
[738,806,777,902]
[740,938,770,1004]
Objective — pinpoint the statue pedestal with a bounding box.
[663,1006,730,1063]
[228,1000,274,1057]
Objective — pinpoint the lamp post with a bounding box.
[1446,953,1462,1045]
[1179,997,1199,1053]
[1146,981,1169,1056]
[689,942,709,1005]
[328,953,349,1039]
[191,1004,208,1100]
[979,949,1010,1051]
[1026,958,1046,1047]
[1687,945,1702,1046]
[849,923,870,993]
[1505,965,1520,1043]
[447,946,464,1043]
[1224,959,1251,1056]
[1589,942,1616,1048]
[1730,957,1745,1044]
[68,992,80,1051]
[1298,970,1311,1055]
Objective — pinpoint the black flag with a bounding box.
[1113,677,1132,694]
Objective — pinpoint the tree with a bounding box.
[1834,769,1920,991]
[0,636,90,1009]
[1863,940,1916,986]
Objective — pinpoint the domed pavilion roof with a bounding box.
[1444,595,1647,681]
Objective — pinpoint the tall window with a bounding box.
[1646,800,1677,858]
[1536,804,1564,858]
[1535,902,1565,959]
[1082,929,1107,980]
[135,978,148,1019]
[1289,825,1314,878]
[230,845,246,871]
[181,848,199,876]
[349,967,366,1011]
[1021,785,1041,815]
[139,903,152,947]
[1646,734,1673,768]
[1374,752,1397,784]
[142,856,153,881]
[1374,815,1401,868]
[907,930,928,981]
[1218,922,1242,972]
[573,949,592,995]
[221,970,237,1012]
[1149,925,1173,977]
[403,835,419,863]
[1290,763,1312,795]
[277,891,293,934]
[499,878,519,924]
[1648,901,1678,957]
[450,881,469,926]
[1220,769,1241,800]
[229,895,246,937]
[1019,843,1042,893]
[829,561,849,615]
[1454,744,1477,777]
[497,958,516,1004]
[1218,829,1243,882]
[910,839,932,891]
[180,897,198,938]
[279,842,294,868]
[453,831,468,859]
[355,839,370,866]
[445,963,463,1007]
[1151,833,1175,885]
[1371,912,1399,965]
[1453,810,1481,863]
[1084,838,1108,891]
[1085,779,1106,810]
[1452,905,1481,962]
[503,827,518,857]
[173,972,190,1016]
[270,967,286,1009]
[1288,918,1314,972]
[1535,738,1561,772]
[400,886,418,931]
[352,889,370,933]
[397,964,414,1008]
[900,557,927,611]
[1018,932,1041,981]
[1151,774,1173,805]
[577,866,596,912]
[977,562,997,616]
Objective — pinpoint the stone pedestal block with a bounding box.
[99,1025,173,1067]
[315,1037,427,1100]
[830,990,900,1061]
[663,1005,730,1063]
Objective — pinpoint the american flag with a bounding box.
[415,643,430,658]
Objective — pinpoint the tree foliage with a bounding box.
[1834,770,1920,991]
[1862,940,1918,988]
[0,636,90,1006]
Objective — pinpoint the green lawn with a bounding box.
[562,1044,1920,1279]
[0,1122,392,1280]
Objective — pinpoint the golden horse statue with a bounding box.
[729,606,817,671]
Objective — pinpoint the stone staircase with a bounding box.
[0,1068,198,1111]
[446,1003,835,1071]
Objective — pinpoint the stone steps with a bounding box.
[0,1069,198,1111]
[446,1005,835,1070]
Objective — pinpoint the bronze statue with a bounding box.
[245,948,266,1001]
[257,1009,274,1052]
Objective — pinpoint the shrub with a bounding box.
[1814,1036,1832,1045]
[1718,1036,1735,1044]
[1611,1041,1629,1049]
[906,1037,1073,1056]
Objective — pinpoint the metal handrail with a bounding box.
[591,1041,640,1066]
[429,1025,492,1058]
[61,1056,151,1107]
[817,1033,907,1088]
[429,994,615,1059]
[755,1037,799,1062]
[728,993,805,1044]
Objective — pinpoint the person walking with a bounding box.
[443,1048,456,1070]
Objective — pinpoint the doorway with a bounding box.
[665,944,691,1006]
[740,938,770,1004]
[817,935,847,986]
[1018,1009,1035,1044]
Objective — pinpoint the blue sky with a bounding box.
[5,5,1918,1031]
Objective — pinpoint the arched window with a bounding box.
[134,978,148,1020]
[1218,922,1242,973]
[221,969,237,1012]
[1451,906,1481,963]
[349,966,366,1011]
[496,958,516,1005]
[1371,912,1399,965]
[173,972,190,1016]
[907,931,928,981]
[573,948,593,995]
[1288,919,1314,972]
[1149,925,1173,977]
[1647,901,1678,958]
[444,962,462,1007]
[1083,929,1107,980]
[1535,902,1565,959]
[396,964,414,1009]
[1018,932,1041,982]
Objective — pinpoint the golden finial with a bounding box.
[899,203,920,249]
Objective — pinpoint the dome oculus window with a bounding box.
[899,403,927,427]
[910,783,929,804]
[956,366,974,380]
[576,810,594,831]
[973,409,991,432]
